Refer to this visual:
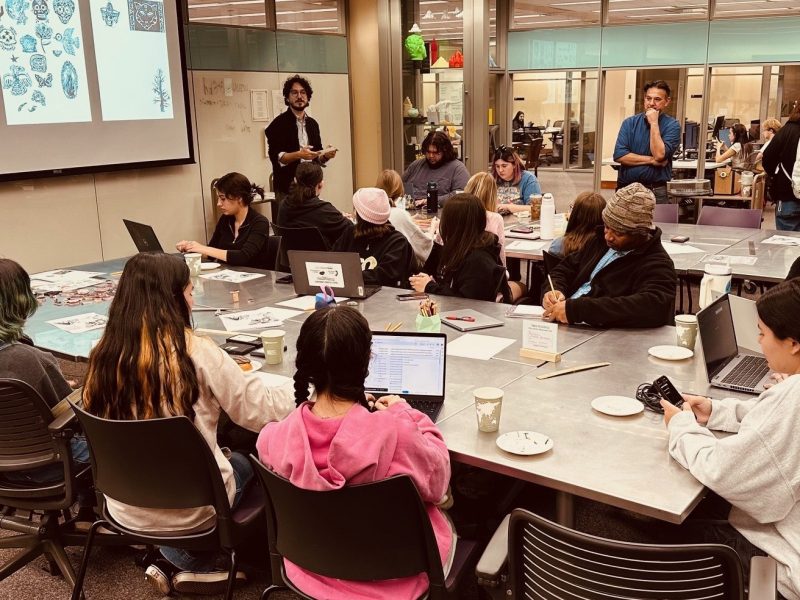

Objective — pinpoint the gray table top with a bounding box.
[437,326,753,524]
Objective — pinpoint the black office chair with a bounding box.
[270,223,329,272]
[541,250,562,277]
[69,396,265,600]
[250,458,479,600]
[264,235,281,271]
[476,508,777,600]
[0,379,92,591]
[525,137,544,177]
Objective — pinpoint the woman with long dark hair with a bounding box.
[410,193,510,302]
[716,123,750,169]
[256,306,454,600]
[276,161,352,248]
[176,172,271,269]
[662,279,800,600]
[82,252,294,596]
[549,191,606,257]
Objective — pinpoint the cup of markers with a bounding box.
[415,299,441,333]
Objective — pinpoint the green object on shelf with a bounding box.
[404,33,427,61]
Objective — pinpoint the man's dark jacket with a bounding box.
[265,109,323,194]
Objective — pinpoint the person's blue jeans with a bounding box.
[160,451,254,572]
[776,198,800,231]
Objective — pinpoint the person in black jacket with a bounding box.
[410,193,510,302]
[265,75,336,199]
[787,256,800,281]
[762,99,800,231]
[333,188,412,288]
[542,182,676,328]
[176,172,272,269]
[277,162,353,249]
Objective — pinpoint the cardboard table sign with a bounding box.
[519,320,561,363]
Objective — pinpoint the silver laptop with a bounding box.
[287,250,381,299]
[697,293,771,394]
[123,219,165,253]
[364,331,447,422]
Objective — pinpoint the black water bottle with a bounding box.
[426,181,438,215]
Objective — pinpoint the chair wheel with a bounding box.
[44,558,63,577]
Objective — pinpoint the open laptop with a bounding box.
[123,219,165,253]
[364,331,447,422]
[287,250,381,299]
[697,293,771,394]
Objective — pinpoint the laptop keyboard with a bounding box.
[721,355,769,388]
[407,399,442,422]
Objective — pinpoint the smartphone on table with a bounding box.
[653,376,684,407]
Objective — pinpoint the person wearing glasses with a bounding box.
[265,75,337,203]
[402,130,470,208]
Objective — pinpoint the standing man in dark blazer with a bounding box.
[265,75,337,204]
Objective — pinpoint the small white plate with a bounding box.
[648,345,694,360]
[496,431,553,456]
[200,262,220,271]
[239,359,262,372]
[591,395,644,417]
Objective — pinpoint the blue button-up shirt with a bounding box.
[613,112,681,187]
[571,248,631,299]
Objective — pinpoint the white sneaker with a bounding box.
[171,570,247,595]
[144,562,173,596]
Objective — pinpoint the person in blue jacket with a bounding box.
[491,145,541,214]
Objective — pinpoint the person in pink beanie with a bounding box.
[333,187,413,287]
[256,306,456,600]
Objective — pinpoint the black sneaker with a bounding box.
[171,570,247,595]
[144,559,177,596]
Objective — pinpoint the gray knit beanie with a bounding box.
[602,183,655,233]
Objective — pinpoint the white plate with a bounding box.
[239,359,262,373]
[200,262,220,271]
[648,345,694,360]
[496,431,553,456]
[591,395,644,417]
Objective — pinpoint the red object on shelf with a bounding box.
[449,49,463,68]
[430,38,438,63]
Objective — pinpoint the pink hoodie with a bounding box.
[256,401,453,600]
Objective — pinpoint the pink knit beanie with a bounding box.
[353,187,391,225]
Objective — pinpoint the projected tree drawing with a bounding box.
[152,68,169,112]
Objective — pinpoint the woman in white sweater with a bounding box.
[662,279,800,600]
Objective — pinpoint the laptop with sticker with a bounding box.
[287,250,381,299]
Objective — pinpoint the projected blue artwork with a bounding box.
[2,64,32,96]
[152,67,169,112]
[32,0,47,20]
[128,0,164,32]
[35,72,52,86]
[100,1,119,26]
[53,49,61,56]
[35,22,52,47]
[52,0,74,24]
[5,0,30,25]
[32,89,45,105]
[0,25,17,50]
[58,27,79,55]
[61,60,77,98]
[30,53,46,72]
[20,34,36,52]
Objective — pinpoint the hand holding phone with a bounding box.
[653,376,683,407]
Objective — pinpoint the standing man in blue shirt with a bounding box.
[613,80,681,204]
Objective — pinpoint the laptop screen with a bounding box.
[365,332,446,398]
[697,294,739,379]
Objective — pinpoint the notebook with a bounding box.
[697,293,771,394]
[364,331,447,422]
[441,309,504,332]
[287,250,381,299]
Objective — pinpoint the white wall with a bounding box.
[601,69,636,184]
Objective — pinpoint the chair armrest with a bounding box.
[748,556,777,600]
[48,402,77,432]
[475,513,510,585]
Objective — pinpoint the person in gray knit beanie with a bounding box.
[603,183,656,234]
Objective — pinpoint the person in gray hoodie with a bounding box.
[662,279,800,600]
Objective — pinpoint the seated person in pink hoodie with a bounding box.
[256,306,455,600]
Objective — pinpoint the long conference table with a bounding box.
[27,256,755,528]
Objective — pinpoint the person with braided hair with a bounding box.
[256,306,455,600]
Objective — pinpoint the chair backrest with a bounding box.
[507,509,745,600]
[697,206,762,228]
[70,397,230,516]
[270,223,329,271]
[0,378,77,508]
[526,137,544,170]
[542,250,561,276]
[653,203,679,224]
[251,458,446,595]
[265,235,281,271]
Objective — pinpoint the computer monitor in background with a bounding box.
[711,115,726,140]
[684,121,699,151]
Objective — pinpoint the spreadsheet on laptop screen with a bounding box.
[365,334,445,397]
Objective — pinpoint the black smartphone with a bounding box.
[276,274,293,284]
[397,292,428,301]
[510,225,534,234]
[226,334,260,346]
[670,235,690,243]
[653,376,684,407]
[219,342,254,356]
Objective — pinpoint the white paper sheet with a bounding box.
[506,240,550,251]
[199,270,266,283]
[446,333,515,361]
[32,270,106,284]
[219,306,302,331]
[275,296,349,311]
[47,313,108,334]
[706,255,758,266]
[729,295,761,353]
[760,235,800,247]
[506,305,544,318]
[661,242,704,255]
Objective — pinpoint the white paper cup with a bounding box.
[260,329,286,365]
[675,315,698,350]
[184,253,201,277]
[474,387,504,433]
